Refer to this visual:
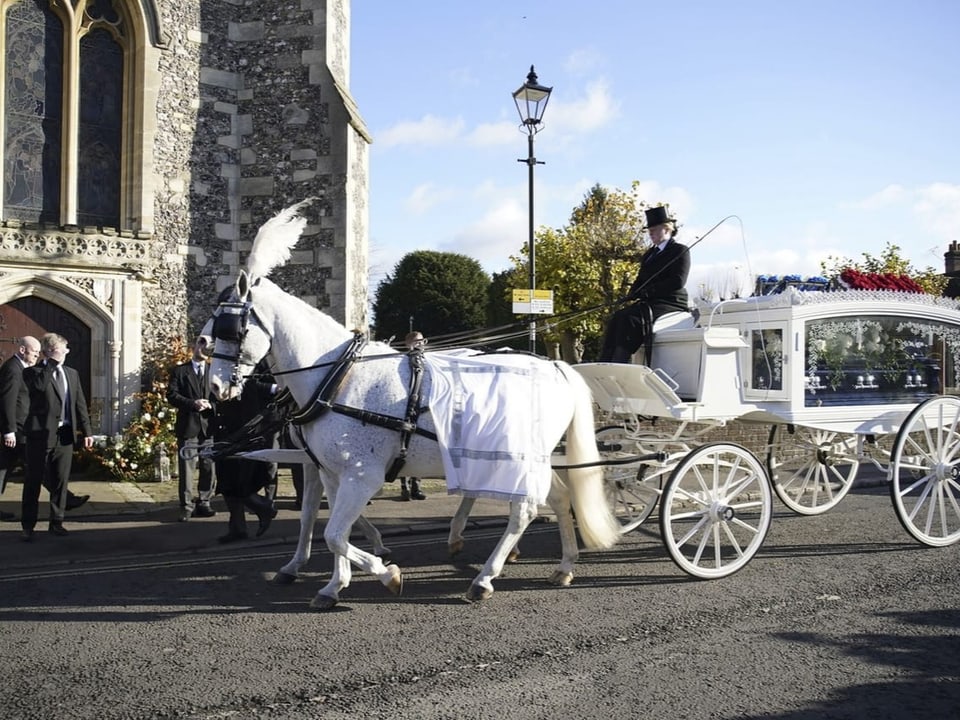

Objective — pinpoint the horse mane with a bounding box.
[246,198,317,279]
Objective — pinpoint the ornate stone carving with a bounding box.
[0,225,152,271]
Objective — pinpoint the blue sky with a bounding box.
[351,1,959,299]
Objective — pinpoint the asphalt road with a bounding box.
[1,484,958,720]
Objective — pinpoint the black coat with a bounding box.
[213,380,278,498]
[167,362,216,440]
[23,362,92,449]
[626,239,691,317]
[0,355,29,437]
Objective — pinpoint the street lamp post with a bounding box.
[513,65,552,353]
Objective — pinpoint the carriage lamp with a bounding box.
[513,65,552,353]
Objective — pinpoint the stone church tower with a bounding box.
[0,0,369,434]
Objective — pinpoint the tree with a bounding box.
[507,182,657,361]
[372,251,491,342]
[820,243,947,295]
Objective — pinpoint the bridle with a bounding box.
[209,299,257,389]
[206,293,434,480]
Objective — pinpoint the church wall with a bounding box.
[0,0,368,433]
[145,0,368,354]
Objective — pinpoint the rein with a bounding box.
[212,310,438,472]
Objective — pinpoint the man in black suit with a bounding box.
[20,333,94,541]
[167,336,217,522]
[599,205,691,363]
[1,336,90,522]
[0,336,41,521]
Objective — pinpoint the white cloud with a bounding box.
[404,182,457,215]
[914,182,960,239]
[851,184,907,210]
[563,48,603,76]
[549,78,620,135]
[438,198,527,273]
[377,114,465,147]
[466,120,517,146]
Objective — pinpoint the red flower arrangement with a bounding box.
[839,269,924,293]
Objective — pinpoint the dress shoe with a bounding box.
[48,523,69,537]
[178,508,191,522]
[191,504,216,518]
[256,507,278,538]
[66,493,90,511]
[411,489,427,500]
[0,510,16,521]
[19,529,34,542]
[218,530,249,544]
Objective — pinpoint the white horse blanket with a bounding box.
[423,350,568,504]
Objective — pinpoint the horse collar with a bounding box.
[290,332,368,425]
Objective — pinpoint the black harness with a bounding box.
[209,299,436,480]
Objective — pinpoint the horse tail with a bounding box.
[560,366,620,550]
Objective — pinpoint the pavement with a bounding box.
[0,472,514,571]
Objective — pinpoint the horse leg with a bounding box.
[448,496,475,556]
[275,463,324,585]
[546,472,578,587]
[354,513,390,558]
[311,481,403,611]
[465,498,538,603]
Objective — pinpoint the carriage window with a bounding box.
[751,328,783,391]
[805,316,960,407]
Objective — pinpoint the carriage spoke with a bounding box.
[720,521,746,557]
[661,443,772,579]
[891,396,960,547]
[676,515,710,546]
[767,426,858,515]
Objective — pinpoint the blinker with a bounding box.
[212,302,249,342]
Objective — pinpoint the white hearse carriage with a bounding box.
[575,287,960,579]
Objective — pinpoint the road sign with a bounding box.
[512,289,554,315]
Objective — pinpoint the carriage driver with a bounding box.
[598,205,691,363]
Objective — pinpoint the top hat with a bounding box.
[645,205,674,228]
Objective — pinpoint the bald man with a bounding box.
[0,337,41,520]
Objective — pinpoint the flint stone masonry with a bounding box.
[1,0,368,437]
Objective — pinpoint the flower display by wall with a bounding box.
[80,338,191,482]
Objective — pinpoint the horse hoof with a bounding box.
[448,540,464,557]
[375,546,392,559]
[506,549,521,564]
[310,594,338,611]
[273,571,298,585]
[548,570,574,587]
[383,563,403,596]
[465,583,493,603]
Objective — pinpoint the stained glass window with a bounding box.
[78,28,122,228]
[3,0,63,223]
[3,0,126,228]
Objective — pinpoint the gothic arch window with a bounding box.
[1,0,142,231]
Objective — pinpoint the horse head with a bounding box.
[207,270,272,401]
[203,198,315,401]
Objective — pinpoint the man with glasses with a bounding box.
[19,333,94,541]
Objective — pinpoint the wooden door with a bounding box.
[0,297,91,402]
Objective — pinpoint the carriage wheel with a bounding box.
[659,442,772,579]
[767,424,860,515]
[889,395,960,547]
[595,425,661,533]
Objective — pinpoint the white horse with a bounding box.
[206,201,619,609]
